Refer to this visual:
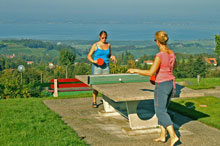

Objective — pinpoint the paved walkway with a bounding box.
[175,83,220,98]
[44,97,220,146]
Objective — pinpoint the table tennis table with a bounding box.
[76,74,158,130]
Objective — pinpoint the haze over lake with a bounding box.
[0,0,219,41]
[0,22,220,41]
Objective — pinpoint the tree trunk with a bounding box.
[41,72,43,83]
[21,72,23,84]
[66,66,68,79]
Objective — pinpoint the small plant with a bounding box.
[40,90,52,97]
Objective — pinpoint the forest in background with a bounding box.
[0,38,220,99]
[0,39,216,63]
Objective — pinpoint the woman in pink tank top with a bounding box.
[127,31,179,146]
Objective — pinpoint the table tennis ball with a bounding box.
[119,78,122,82]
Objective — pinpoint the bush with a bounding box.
[206,68,220,77]
[0,69,42,98]
[40,90,52,97]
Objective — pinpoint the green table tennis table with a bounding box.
[76,73,158,130]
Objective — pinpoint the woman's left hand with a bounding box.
[110,55,117,63]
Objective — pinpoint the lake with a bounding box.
[0,23,219,41]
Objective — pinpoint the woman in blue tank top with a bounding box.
[87,30,117,108]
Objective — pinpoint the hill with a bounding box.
[0,39,216,64]
[60,39,216,58]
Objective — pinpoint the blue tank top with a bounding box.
[93,44,110,64]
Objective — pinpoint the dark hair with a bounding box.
[99,30,108,36]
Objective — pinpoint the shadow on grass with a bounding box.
[169,101,209,121]
[168,101,210,145]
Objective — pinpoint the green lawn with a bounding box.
[176,77,220,89]
[58,91,93,97]
[0,98,87,146]
[169,96,220,130]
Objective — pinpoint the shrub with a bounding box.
[0,69,41,99]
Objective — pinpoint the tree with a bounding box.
[173,55,208,78]
[215,35,220,56]
[185,56,195,78]
[127,60,135,68]
[110,63,127,74]
[117,51,135,65]
[73,63,91,75]
[53,65,65,79]
[191,56,207,77]
[0,57,5,71]
[173,60,188,78]
[59,48,76,78]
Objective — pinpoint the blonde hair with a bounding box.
[155,31,169,45]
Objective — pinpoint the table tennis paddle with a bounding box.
[97,58,104,66]
[150,75,156,85]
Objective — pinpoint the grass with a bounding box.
[176,77,220,89]
[58,90,93,97]
[169,96,220,130]
[0,98,87,146]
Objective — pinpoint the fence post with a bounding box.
[197,75,201,84]
[53,79,58,97]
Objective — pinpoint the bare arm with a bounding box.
[109,44,112,57]
[87,43,97,64]
[109,44,117,63]
[127,56,161,76]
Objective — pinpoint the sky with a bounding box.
[0,0,220,24]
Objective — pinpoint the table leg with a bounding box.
[126,100,158,130]
[102,97,116,113]
[101,96,158,130]
[102,95,127,117]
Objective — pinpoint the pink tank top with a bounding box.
[155,52,176,83]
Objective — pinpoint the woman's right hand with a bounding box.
[93,60,98,64]
[127,68,136,74]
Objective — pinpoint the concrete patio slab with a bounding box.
[44,97,220,146]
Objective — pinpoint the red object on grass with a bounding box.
[50,78,90,89]
[97,58,104,66]
[50,83,89,89]
[150,75,156,85]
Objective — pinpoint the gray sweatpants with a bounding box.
[154,80,174,128]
